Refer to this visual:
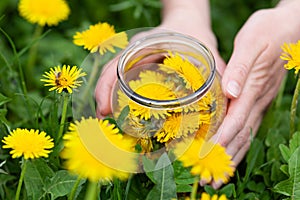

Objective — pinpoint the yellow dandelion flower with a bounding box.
[155,112,200,143]
[130,82,176,119]
[160,52,205,91]
[73,22,128,55]
[137,137,153,153]
[174,137,235,183]
[127,71,178,119]
[116,90,164,135]
[18,0,70,26]
[200,192,227,200]
[196,123,211,139]
[117,70,178,120]
[2,128,54,159]
[280,40,300,74]
[138,70,166,83]
[41,65,86,94]
[60,118,138,182]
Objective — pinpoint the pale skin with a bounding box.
[95,0,300,188]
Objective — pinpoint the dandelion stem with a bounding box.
[77,55,100,115]
[69,176,82,200]
[25,25,43,88]
[191,177,199,200]
[0,27,28,100]
[290,75,300,137]
[275,74,287,109]
[57,93,69,143]
[84,181,99,200]
[15,159,28,200]
[124,174,133,200]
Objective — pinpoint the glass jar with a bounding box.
[111,32,227,155]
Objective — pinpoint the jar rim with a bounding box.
[117,32,216,109]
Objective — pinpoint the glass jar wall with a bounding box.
[111,32,227,155]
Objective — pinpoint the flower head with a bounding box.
[200,192,227,200]
[160,52,205,91]
[2,128,54,159]
[73,22,128,55]
[60,118,137,182]
[281,40,300,74]
[41,65,86,93]
[155,112,200,143]
[18,0,70,26]
[174,137,235,183]
[117,70,178,120]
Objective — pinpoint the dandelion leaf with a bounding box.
[146,153,177,200]
[280,132,300,163]
[24,159,54,200]
[142,155,156,183]
[280,144,292,163]
[43,170,84,200]
[172,160,195,193]
[289,131,300,154]
[274,147,300,198]
[0,93,11,106]
[245,139,264,182]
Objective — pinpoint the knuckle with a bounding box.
[235,129,251,148]
[231,114,247,132]
[234,63,249,80]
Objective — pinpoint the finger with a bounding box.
[210,116,259,190]
[210,142,252,190]
[211,88,257,148]
[95,57,119,117]
[225,103,263,160]
[209,48,226,76]
[211,180,224,190]
[199,179,208,187]
[222,36,266,99]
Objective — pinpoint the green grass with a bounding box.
[1,0,299,199]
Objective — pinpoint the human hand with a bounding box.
[95,1,226,118]
[211,1,300,188]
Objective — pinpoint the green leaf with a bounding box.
[146,153,177,200]
[204,185,215,196]
[117,105,130,132]
[176,184,192,193]
[279,144,291,163]
[289,131,300,154]
[0,93,11,106]
[271,161,286,182]
[280,164,289,176]
[172,159,195,191]
[274,147,300,198]
[43,170,84,200]
[175,177,195,185]
[126,174,153,200]
[278,132,300,164]
[219,183,235,198]
[0,173,15,185]
[173,160,194,180]
[247,181,265,193]
[0,108,9,128]
[142,155,156,183]
[24,159,54,200]
[110,1,133,11]
[245,139,264,182]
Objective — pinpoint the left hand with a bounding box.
[212,1,300,188]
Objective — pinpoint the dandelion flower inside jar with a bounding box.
[111,32,227,155]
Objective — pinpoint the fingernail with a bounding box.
[199,180,207,186]
[227,80,240,98]
[212,180,223,190]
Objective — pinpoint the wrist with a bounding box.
[161,0,211,30]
